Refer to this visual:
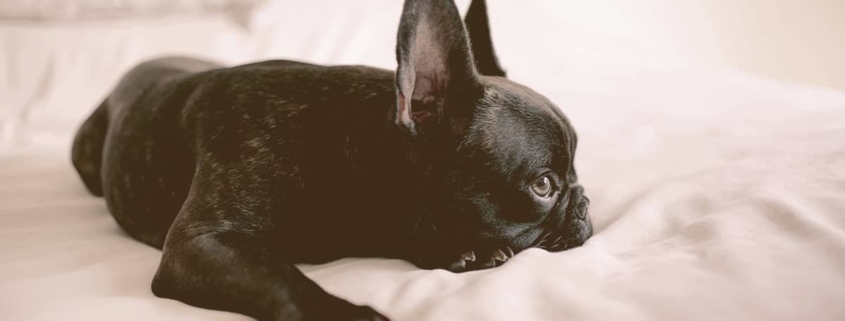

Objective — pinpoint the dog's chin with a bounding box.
[538,212,593,253]
[411,245,515,273]
[443,246,516,272]
[413,205,593,273]
[413,221,593,273]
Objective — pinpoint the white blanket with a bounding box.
[2,1,845,320]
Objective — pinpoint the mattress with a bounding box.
[2,0,845,320]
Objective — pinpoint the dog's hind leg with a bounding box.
[71,101,109,197]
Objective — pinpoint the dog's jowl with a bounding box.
[70,0,592,320]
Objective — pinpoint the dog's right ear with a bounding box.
[464,0,506,77]
[395,0,481,136]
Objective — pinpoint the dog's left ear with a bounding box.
[465,0,506,77]
[395,0,481,135]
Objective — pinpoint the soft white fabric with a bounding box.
[2,0,845,320]
[0,0,263,21]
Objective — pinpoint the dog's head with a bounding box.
[394,0,592,272]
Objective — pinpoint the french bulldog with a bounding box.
[70,0,592,320]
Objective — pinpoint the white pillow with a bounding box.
[0,0,265,20]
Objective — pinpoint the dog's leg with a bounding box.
[152,231,386,321]
[150,175,388,321]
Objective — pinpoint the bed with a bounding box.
[2,0,845,320]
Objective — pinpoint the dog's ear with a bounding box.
[395,0,481,135]
[465,0,506,77]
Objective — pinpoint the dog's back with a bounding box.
[72,57,402,249]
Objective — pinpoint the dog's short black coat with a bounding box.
[71,0,592,320]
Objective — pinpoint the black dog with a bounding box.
[71,0,592,320]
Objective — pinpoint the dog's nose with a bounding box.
[566,184,589,220]
[575,195,589,220]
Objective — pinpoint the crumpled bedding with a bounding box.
[2,0,845,320]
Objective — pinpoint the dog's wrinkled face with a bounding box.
[394,0,592,272]
[414,79,592,272]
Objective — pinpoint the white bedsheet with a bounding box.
[3,1,845,320]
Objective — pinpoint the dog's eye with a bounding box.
[531,176,553,198]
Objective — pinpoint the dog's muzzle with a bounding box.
[530,184,592,252]
[566,183,589,221]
